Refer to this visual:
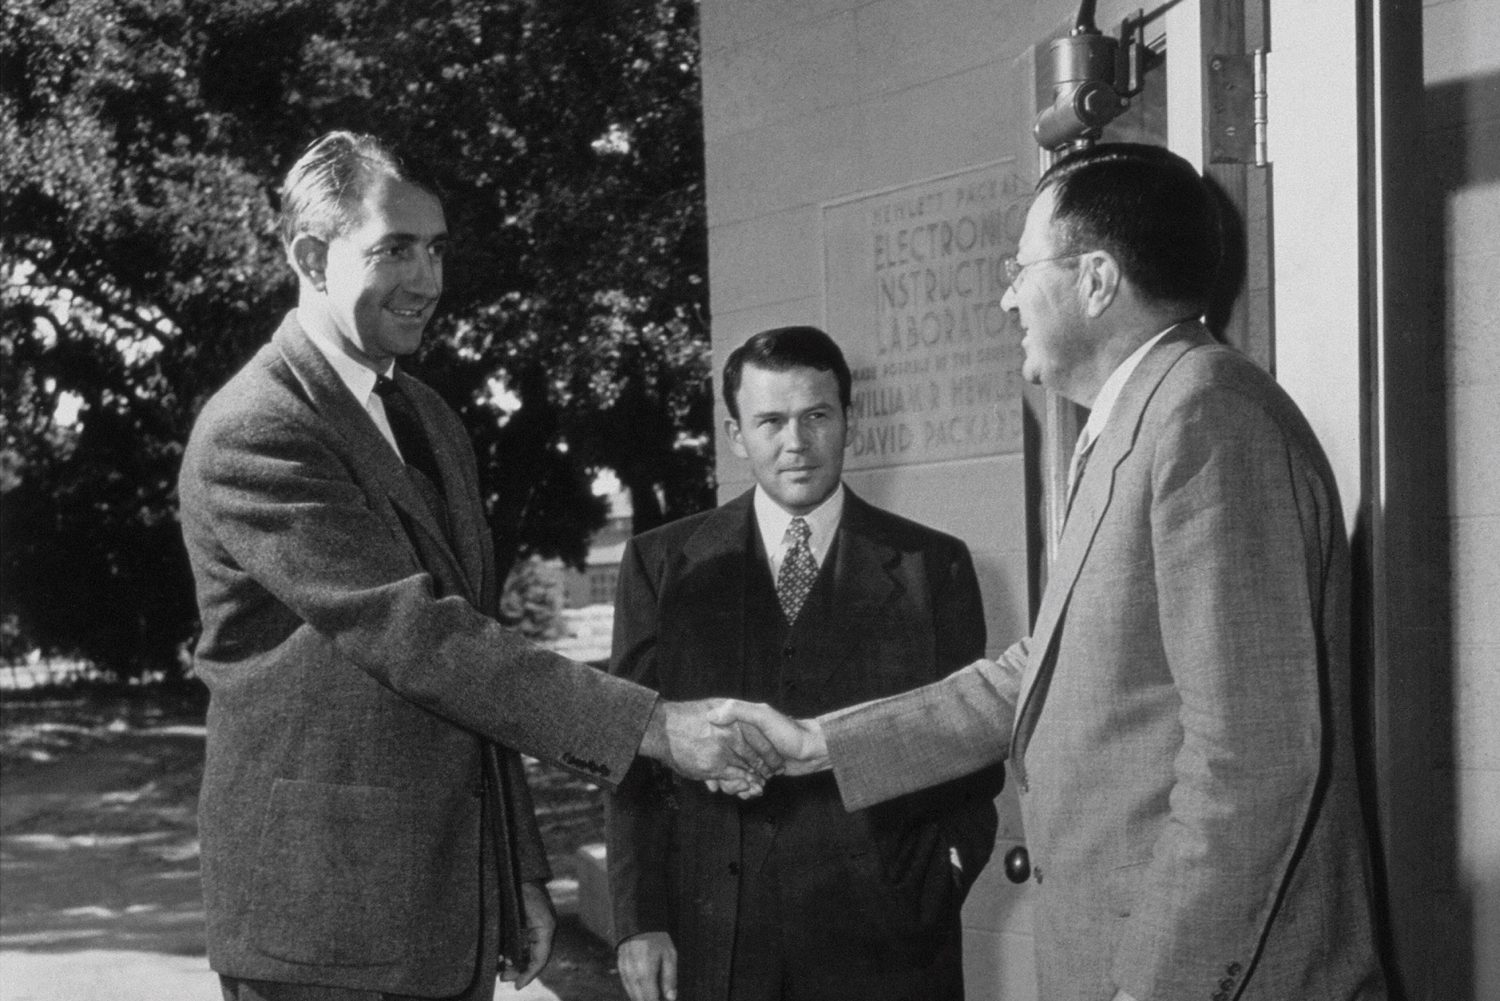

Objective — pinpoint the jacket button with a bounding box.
[727,861,741,876]
[1003,846,1030,884]
[782,646,795,658]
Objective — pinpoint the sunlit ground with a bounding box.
[0,607,624,1000]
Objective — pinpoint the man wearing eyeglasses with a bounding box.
[719,143,1389,1001]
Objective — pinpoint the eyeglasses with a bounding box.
[1001,252,1085,287]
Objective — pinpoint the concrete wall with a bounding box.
[697,3,1088,996]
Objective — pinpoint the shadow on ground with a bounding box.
[0,684,625,1001]
[1,688,208,956]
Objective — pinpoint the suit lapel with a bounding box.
[678,491,754,695]
[1011,324,1210,755]
[820,492,903,685]
[273,316,477,604]
[832,492,903,607]
[395,371,488,600]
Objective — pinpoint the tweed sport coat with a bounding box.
[605,488,1002,1001]
[178,313,658,996]
[819,325,1388,1001]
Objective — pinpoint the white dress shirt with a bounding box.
[1081,323,1181,446]
[299,314,403,458]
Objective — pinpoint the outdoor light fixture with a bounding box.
[1033,0,1153,151]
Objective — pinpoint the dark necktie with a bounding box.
[374,375,443,488]
[775,517,818,624]
[373,373,448,522]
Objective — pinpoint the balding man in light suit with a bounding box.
[720,144,1389,1001]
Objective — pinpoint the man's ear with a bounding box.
[1080,250,1121,318]
[842,406,857,451]
[725,417,750,460]
[289,234,329,291]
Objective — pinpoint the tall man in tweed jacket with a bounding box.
[607,327,1002,1001]
[721,145,1389,1001]
[178,132,776,1001]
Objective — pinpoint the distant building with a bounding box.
[558,487,632,610]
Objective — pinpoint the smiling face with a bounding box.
[1000,187,1096,402]
[726,363,849,516]
[304,174,448,369]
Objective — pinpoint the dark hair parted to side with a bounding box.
[722,326,853,422]
[1039,142,1223,311]
[278,131,444,247]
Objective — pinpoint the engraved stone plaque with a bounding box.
[822,161,1032,470]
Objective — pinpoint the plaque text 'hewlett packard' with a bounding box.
[824,163,1031,470]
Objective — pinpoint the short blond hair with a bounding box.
[278,131,441,247]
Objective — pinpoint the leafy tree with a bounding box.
[1,0,712,677]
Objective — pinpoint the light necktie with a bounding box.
[775,516,818,624]
[1066,427,1095,513]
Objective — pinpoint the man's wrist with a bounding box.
[804,715,832,772]
[638,698,668,762]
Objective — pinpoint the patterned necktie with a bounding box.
[775,516,819,624]
[374,374,444,492]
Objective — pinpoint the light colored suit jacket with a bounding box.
[821,324,1387,1001]
[178,313,657,996]
[606,489,1000,1001]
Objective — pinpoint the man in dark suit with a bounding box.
[606,326,1002,1001]
[720,146,1389,1001]
[178,131,776,1001]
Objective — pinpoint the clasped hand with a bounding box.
[648,699,828,798]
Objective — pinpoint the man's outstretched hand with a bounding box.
[639,699,784,794]
[707,701,829,778]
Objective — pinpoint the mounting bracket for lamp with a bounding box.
[1033,0,1154,152]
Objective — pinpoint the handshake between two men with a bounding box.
[644,698,831,796]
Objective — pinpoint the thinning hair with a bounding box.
[1039,142,1223,311]
[278,131,442,247]
[722,326,852,422]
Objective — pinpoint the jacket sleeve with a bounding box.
[604,536,676,943]
[1109,386,1332,999]
[820,637,1024,812]
[179,398,657,787]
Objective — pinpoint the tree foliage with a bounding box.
[1,0,713,676]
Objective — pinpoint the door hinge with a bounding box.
[1207,48,1268,167]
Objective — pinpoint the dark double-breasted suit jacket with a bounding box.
[605,488,1002,1001]
[820,325,1388,1001]
[178,313,658,997]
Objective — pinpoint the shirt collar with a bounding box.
[1081,323,1180,446]
[299,311,393,406]
[754,483,845,569]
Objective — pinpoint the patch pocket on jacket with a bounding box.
[247,779,475,967]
